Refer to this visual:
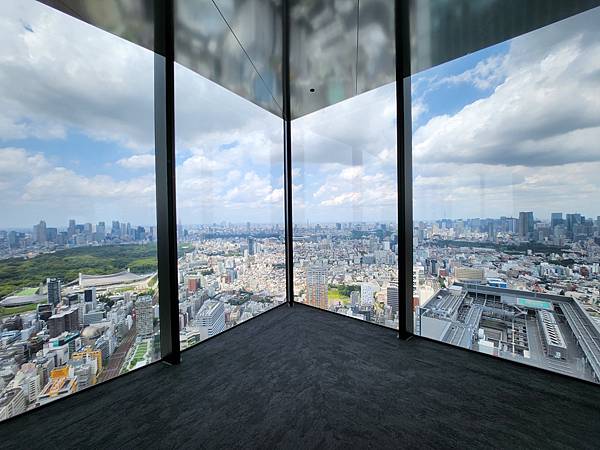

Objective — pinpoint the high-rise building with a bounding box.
[550,213,563,229]
[386,282,399,317]
[47,278,62,306]
[33,220,47,244]
[247,237,255,256]
[46,228,58,243]
[67,219,76,237]
[95,222,106,241]
[518,212,534,239]
[111,220,121,238]
[47,308,79,338]
[306,265,328,309]
[84,287,97,311]
[566,213,582,234]
[360,282,378,305]
[195,300,225,339]
[135,296,154,338]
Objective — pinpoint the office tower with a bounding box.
[566,213,582,234]
[83,223,93,234]
[7,231,17,249]
[47,308,79,337]
[306,265,328,309]
[360,282,377,305]
[67,219,76,237]
[46,228,58,243]
[518,212,534,239]
[387,282,399,316]
[65,308,80,332]
[33,220,47,244]
[47,278,62,306]
[136,226,146,240]
[47,313,65,338]
[506,217,518,233]
[136,296,154,338]
[248,237,255,256]
[550,213,563,228]
[111,220,121,238]
[95,222,106,241]
[487,222,496,241]
[195,300,226,339]
[84,287,97,311]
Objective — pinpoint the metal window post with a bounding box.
[395,0,413,338]
[282,0,294,307]
[154,0,181,363]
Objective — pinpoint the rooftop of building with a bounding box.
[419,283,600,382]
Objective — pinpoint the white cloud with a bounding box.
[339,166,363,181]
[437,54,507,90]
[412,7,600,219]
[117,154,155,170]
[0,1,155,151]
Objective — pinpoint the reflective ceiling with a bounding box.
[37,0,600,119]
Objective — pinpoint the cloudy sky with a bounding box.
[412,6,600,221]
[0,1,598,229]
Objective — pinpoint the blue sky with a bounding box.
[411,43,510,130]
[1,1,600,228]
[411,6,600,221]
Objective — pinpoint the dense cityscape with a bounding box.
[414,211,600,383]
[2,208,600,420]
[0,218,160,421]
[0,217,401,421]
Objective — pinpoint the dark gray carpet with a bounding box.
[3,304,599,449]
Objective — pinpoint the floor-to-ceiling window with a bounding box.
[412,5,600,383]
[292,84,399,329]
[174,65,286,349]
[0,0,159,421]
[173,0,285,349]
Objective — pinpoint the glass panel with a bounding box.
[0,0,159,421]
[292,83,399,329]
[411,6,600,384]
[174,0,283,116]
[174,62,285,350]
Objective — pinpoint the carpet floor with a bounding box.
[3,303,599,449]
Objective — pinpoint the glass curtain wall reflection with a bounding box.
[0,0,159,421]
[411,6,600,383]
[174,65,285,350]
[292,84,399,329]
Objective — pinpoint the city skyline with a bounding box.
[4,206,600,231]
